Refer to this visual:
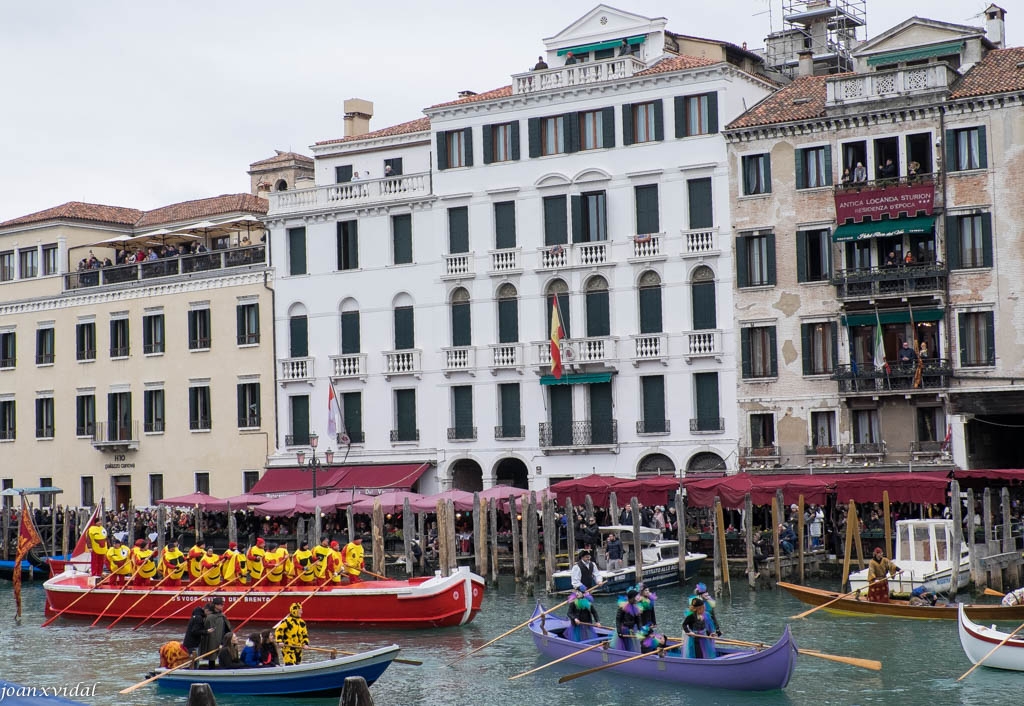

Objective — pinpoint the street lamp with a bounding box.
[296,433,334,498]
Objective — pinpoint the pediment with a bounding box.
[573,167,613,184]
[534,173,572,188]
[854,17,984,56]
[544,4,665,48]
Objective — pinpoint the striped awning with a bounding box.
[865,41,963,66]
[557,35,645,56]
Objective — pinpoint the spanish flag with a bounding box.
[550,294,564,380]
[12,495,42,619]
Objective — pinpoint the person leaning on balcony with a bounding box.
[853,162,867,184]
[532,55,548,70]
[841,168,852,185]
[898,341,917,368]
[878,158,897,180]
[884,251,900,268]
[564,51,577,65]
[919,341,929,359]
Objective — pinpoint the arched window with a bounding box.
[638,453,675,477]
[393,293,414,350]
[546,279,570,338]
[288,303,307,358]
[450,287,471,347]
[339,298,360,354]
[687,452,726,472]
[584,276,609,337]
[691,266,717,330]
[497,283,519,344]
[638,270,663,334]
[274,179,288,192]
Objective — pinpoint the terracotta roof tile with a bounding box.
[135,194,267,228]
[951,47,1024,99]
[249,151,313,168]
[726,75,829,130]
[0,202,142,229]
[634,54,720,76]
[427,85,513,109]
[314,117,431,146]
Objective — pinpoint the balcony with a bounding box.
[443,346,476,374]
[832,358,953,395]
[631,334,667,364]
[494,424,525,440]
[390,428,420,443]
[537,242,612,270]
[337,430,364,444]
[383,349,422,378]
[842,441,887,461]
[832,263,947,301]
[682,330,723,362]
[267,172,431,216]
[826,64,957,107]
[447,426,478,441]
[741,445,781,468]
[690,417,725,433]
[488,248,522,275]
[279,357,315,384]
[330,353,367,379]
[534,337,617,367]
[512,56,646,95]
[911,440,950,462]
[636,419,670,435]
[91,420,139,451]
[681,228,720,258]
[64,245,267,291]
[538,420,618,450]
[442,253,474,280]
[629,233,666,262]
[489,343,524,371]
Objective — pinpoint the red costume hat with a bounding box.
[330,541,340,549]
[135,539,146,547]
[256,538,265,546]
[228,542,237,549]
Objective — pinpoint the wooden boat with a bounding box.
[552,526,707,595]
[527,603,797,691]
[957,603,1024,671]
[779,581,1024,621]
[44,566,484,629]
[848,519,970,596]
[152,644,399,696]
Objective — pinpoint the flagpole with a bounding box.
[328,379,353,466]
[874,306,891,390]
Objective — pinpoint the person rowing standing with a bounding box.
[570,548,602,592]
[865,546,901,603]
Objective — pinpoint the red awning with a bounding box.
[251,462,432,495]
[834,472,949,505]
[548,474,679,506]
[249,467,348,495]
[955,469,1024,482]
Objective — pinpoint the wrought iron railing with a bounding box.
[832,262,947,299]
[832,358,953,393]
[690,417,724,433]
[539,420,617,448]
[636,419,670,434]
[494,425,526,440]
[390,428,420,442]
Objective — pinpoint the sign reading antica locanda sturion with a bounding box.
[834,182,934,224]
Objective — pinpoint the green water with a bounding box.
[0,579,1019,705]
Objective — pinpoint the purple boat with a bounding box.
[527,604,798,691]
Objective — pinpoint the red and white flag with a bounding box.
[71,504,100,558]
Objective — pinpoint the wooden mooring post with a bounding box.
[675,490,687,583]
[631,497,642,585]
[609,492,619,526]
[403,497,414,576]
[949,479,962,601]
[509,495,522,583]
[796,494,805,585]
[744,493,755,587]
[564,499,576,570]
[524,492,539,593]
[542,497,556,592]
[488,498,499,585]
[474,493,487,579]
[372,501,385,576]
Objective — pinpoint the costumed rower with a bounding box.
[131,539,157,586]
[614,588,642,652]
[681,597,717,659]
[865,547,901,603]
[690,583,723,636]
[274,602,310,665]
[264,543,290,584]
[106,537,132,586]
[637,582,667,653]
[221,542,247,584]
[246,538,267,582]
[312,538,332,584]
[565,588,600,642]
[293,541,316,584]
[86,523,109,578]
[569,548,602,592]
[342,536,365,583]
[326,541,344,584]
[160,540,187,587]
[200,546,223,586]
[159,640,191,669]
[187,540,207,581]
[1001,587,1024,607]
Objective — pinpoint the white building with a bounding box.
[262,6,776,493]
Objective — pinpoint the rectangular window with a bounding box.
[742,154,772,195]
[577,192,607,242]
[949,214,992,270]
[383,157,403,176]
[392,214,413,265]
[149,474,164,505]
[195,472,210,495]
[289,395,309,445]
[38,477,52,507]
[110,319,130,358]
[75,394,95,436]
[42,245,59,276]
[494,201,516,249]
[797,229,832,282]
[0,251,13,281]
[237,382,260,428]
[639,375,667,434]
[243,471,259,493]
[492,122,514,162]
[287,227,307,276]
[142,313,164,354]
[335,165,353,183]
[630,102,659,143]
[635,185,660,235]
[741,326,778,378]
[106,391,131,442]
[749,413,775,448]
[35,397,54,438]
[236,303,260,345]
[188,386,212,431]
[451,299,471,347]
[19,249,38,278]
[81,476,94,506]
[341,391,364,443]
[801,322,837,375]
[144,389,165,433]
[0,331,14,368]
[796,146,832,189]
[36,327,54,365]
[394,306,415,350]
[543,196,568,245]
[448,207,469,254]
[693,372,721,432]
[541,116,566,156]
[498,383,522,439]
[949,126,987,171]
[811,411,836,448]
[187,309,211,350]
[852,409,880,445]
[394,388,417,442]
[341,310,360,354]
[76,322,96,361]
[687,178,713,230]
[0,400,14,441]
[337,220,359,270]
[959,311,995,367]
[917,407,943,443]
[675,93,718,137]
[578,110,606,150]
[450,385,474,440]
[736,232,776,287]
[438,127,473,170]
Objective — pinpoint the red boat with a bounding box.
[44,565,484,629]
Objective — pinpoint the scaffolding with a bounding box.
[765,0,867,77]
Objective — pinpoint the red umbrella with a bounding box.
[252,493,312,518]
[205,493,268,512]
[157,491,223,509]
[349,490,426,514]
[295,491,372,514]
[410,490,477,512]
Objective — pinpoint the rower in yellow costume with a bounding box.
[221,542,247,584]
[106,537,132,586]
[160,540,187,587]
[273,603,309,665]
[199,548,223,586]
[131,539,157,585]
[264,543,291,584]
[326,541,343,584]
[246,538,266,582]
[187,540,207,581]
[312,538,333,584]
[342,536,365,583]
[86,524,109,577]
[293,541,316,584]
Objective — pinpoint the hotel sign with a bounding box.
[834,183,934,224]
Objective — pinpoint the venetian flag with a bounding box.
[550,294,564,380]
[13,496,42,619]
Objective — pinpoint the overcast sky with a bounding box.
[0,0,1010,222]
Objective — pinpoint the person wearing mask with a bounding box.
[342,536,365,583]
[565,588,600,642]
[569,549,602,591]
[106,537,132,586]
[615,588,643,651]
[312,538,333,584]
[293,541,316,584]
[160,540,187,587]
[681,597,717,658]
[274,603,310,665]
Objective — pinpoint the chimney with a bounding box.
[985,4,1007,49]
[343,98,374,138]
[458,90,477,98]
[797,50,814,77]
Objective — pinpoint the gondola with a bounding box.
[957,603,1024,671]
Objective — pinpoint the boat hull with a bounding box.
[0,559,50,582]
[552,555,706,595]
[43,566,484,629]
[779,582,1024,621]
[155,645,399,695]
[527,604,797,691]
[957,603,1024,671]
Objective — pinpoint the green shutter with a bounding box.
[824,145,833,186]
[528,118,541,158]
[692,281,717,330]
[694,372,719,429]
[436,132,448,171]
[394,306,414,350]
[641,376,665,429]
[482,124,493,164]
[343,392,362,440]
[548,292,571,339]
[543,196,567,245]
[565,112,579,153]
[451,301,472,347]
[769,326,778,376]
[393,214,412,264]
[830,322,839,372]
[639,286,662,334]
[796,231,808,283]
[739,329,751,376]
[288,228,306,276]
[289,316,308,357]
[736,236,748,288]
[107,393,118,431]
[510,121,520,161]
[622,104,634,146]
[498,298,519,343]
[635,185,660,235]
[981,212,993,267]
[570,195,583,243]
[500,383,521,437]
[764,154,772,193]
[341,311,360,354]
[945,216,961,269]
[549,386,573,446]
[291,395,309,445]
[187,312,196,348]
[687,178,713,229]
[801,323,812,375]
[463,127,474,166]
[985,312,995,365]
[707,92,719,134]
[494,201,516,249]
[958,313,968,365]
[673,96,686,138]
[601,107,615,148]
[653,99,664,141]
[453,386,473,436]
[448,207,469,253]
[585,290,609,337]
[589,382,614,444]
[795,148,806,189]
[945,129,957,171]
[236,384,246,427]
[395,389,416,441]
[766,232,777,286]
[235,305,244,344]
[336,165,352,183]
[977,126,988,169]
[343,221,359,269]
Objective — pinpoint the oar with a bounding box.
[957,620,1024,681]
[790,572,903,620]
[148,571,235,630]
[509,640,608,680]
[984,588,1006,598]
[89,564,145,627]
[220,572,272,617]
[41,571,117,627]
[231,572,306,634]
[446,581,607,666]
[118,648,219,695]
[699,635,882,671]
[107,575,173,630]
[132,564,222,631]
[557,641,682,683]
[305,645,423,666]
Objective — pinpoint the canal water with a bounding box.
[0,579,1019,705]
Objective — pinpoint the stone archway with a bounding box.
[637,453,675,477]
[450,459,483,492]
[493,457,529,489]
[687,452,726,472]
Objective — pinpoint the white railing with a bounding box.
[535,338,616,366]
[279,357,314,382]
[443,253,474,279]
[383,349,422,376]
[267,172,431,216]
[826,64,957,106]
[630,233,665,260]
[443,346,475,372]
[490,343,523,369]
[537,245,568,270]
[683,330,723,360]
[632,334,667,361]
[576,242,609,266]
[489,248,521,274]
[330,353,366,378]
[537,242,613,270]
[512,56,646,94]
[681,228,719,257]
